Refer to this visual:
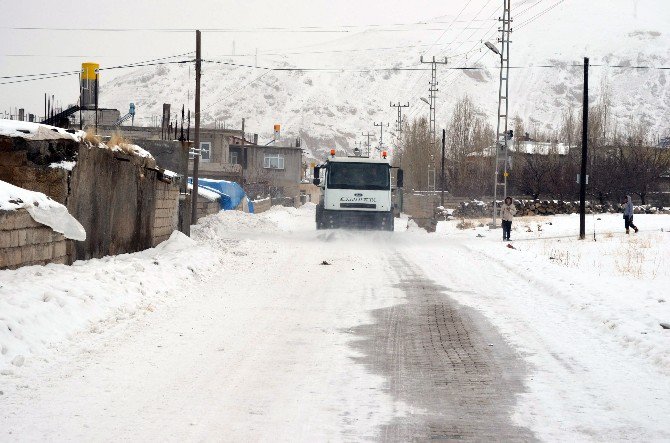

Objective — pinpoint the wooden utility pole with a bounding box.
[579,57,589,240]
[191,30,202,225]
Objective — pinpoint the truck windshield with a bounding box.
[327,162,390,190]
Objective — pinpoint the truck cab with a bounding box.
[313,150,403,231]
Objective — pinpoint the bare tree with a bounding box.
[394,117,434,191]
[445,95,493,196]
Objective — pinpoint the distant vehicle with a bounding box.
[313,149,403,231]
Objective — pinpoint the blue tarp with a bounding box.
[188,178,254,213]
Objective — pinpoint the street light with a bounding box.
[484,41,501,56]
[420,97,430,105]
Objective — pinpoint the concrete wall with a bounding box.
[0,209,71,270]
[66,144,181,260]
[299,182,321,203]
[252,197,272,213]
[2,134,182,264]
[133,139,188,179]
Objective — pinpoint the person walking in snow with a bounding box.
[500,196,516,241]
[623,195,638,234]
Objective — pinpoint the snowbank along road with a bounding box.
[1,205,669,441]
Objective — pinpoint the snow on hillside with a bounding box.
[101,0,670,159]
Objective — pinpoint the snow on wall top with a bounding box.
[0,180,86,241]
[0,119,154,160]
[0,119,84,142]
[103,142,154,159]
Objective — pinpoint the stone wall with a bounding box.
[196,196,220,221]
[0,209,71,270]
[152,181,180,246]
[447,199,670,219]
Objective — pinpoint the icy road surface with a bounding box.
[1,205,669,441]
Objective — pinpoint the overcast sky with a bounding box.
[0,0,468,115]
[0,0,654,116]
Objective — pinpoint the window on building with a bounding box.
[229,151,239,165]
[200,142,211,162]
[263,153,285,170]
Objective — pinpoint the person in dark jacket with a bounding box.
[623,195,638,234]
[500,196,516,241]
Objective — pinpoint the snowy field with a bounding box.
[1,205,669,441]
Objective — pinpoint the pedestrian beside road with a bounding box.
[500,196,516,241]
[623,195,639,234]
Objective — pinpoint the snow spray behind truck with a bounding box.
[313,149,403,231]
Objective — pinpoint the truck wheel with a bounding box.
[384,212,394,231]
[315,205,325,230]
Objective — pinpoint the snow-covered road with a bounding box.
[2,206,669,441]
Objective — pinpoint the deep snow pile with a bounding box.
[0,180,85,241]
[0,231,218,376]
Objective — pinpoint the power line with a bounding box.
[2,20,498,34]
[5,59,667,87]
[516,0,568,30]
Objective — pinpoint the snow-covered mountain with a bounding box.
[101,0,670,159]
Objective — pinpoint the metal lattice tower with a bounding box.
[420,56,447,192]
[491,0,512,227]
[420,56,447,148]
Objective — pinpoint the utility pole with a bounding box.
[579,57,589,240]
[191,30,202,225]
[441,129,446,206]
[490,0,512,228]
[419,56,448,150]
[361,131,374,157]
[390,101,409,150]
[374,122,389,154]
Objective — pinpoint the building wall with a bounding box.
[245,146,302,197]
[0,209,71,270]
[96,125,243,182]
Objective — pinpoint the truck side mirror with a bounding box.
[397,169,404,188]
[313,166,321,185]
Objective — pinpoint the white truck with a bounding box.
[313,150,403,231]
